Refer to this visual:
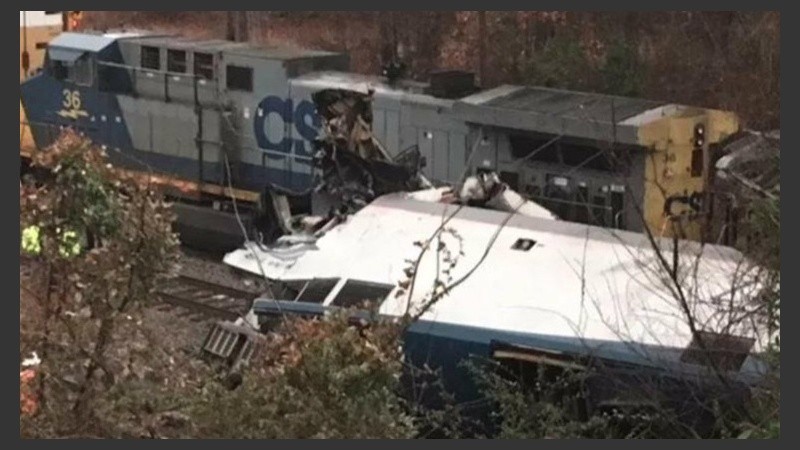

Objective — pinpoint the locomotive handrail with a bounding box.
[97,60,219,84]
[614,210,625,229]
[98,60,221,106]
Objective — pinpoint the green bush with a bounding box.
[600,38,645,97]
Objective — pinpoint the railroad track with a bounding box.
[23,248,265,323]
[154,274,260,323]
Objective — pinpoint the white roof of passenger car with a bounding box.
[226,193,765,371]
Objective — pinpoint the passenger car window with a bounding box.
[330,280,394,308]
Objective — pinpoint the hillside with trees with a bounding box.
[84,11,779,130]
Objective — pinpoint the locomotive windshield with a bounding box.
[47,50,94,86]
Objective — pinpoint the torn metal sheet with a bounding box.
[254,88,431,244]
[311,89,429,207]
[716,129,780,194]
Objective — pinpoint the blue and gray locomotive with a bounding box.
[20,30,472,249]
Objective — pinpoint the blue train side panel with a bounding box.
[21,74,134,152]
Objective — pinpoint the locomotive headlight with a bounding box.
[693,124,705,147]
[694,124,705,136]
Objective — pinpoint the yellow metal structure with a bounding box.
[638,108,740,241]
[20,12,64,152]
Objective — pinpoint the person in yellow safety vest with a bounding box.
[21,225,41,256]
[21,225,82,258]
[58,229,81,258]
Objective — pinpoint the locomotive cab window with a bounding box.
[50,60,68,81]
[167,49,187,73]
[226,65,253,92]
[47,48,94,87]
[194,52,214,80]
[140,46,160,71]
[70,54,94,86]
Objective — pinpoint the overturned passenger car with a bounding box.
[217,187,768,433]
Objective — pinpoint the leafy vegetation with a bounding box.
[20,132,181,436]
[191,311,418,439]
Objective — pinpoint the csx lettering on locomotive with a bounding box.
[253,95,320,157]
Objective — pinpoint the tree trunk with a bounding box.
[237,11,249,43]
[35,262,55,415]
[72,313,116,420]
[226,12,236,41]
[478,11,487,87]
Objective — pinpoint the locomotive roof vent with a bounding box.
[427,69,478,100]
